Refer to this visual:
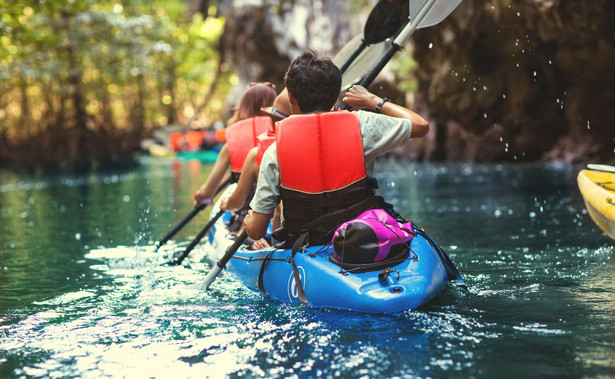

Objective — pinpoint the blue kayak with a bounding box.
[203,195,459,313]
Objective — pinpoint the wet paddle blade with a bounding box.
[195,230,248,291]
[363,0,410,44]
[409,0,463,29]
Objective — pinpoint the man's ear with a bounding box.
[287,91,297,105]
[287,92,301,114]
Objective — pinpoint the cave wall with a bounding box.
[218,0,355,105]
[219,0,614,163]
[412,0,615,163]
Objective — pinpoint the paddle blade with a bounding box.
[194,264,223,290]
[363,0,410,44]
[587,164,615,173]
[333,34,388,90]
[410,0,463,29]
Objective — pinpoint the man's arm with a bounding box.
[244,210,273,240]
[221,147,259,211]
[342,85,429,137]
[194,144,230,206]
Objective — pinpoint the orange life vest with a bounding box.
[277,111,366,193]
[256,123,277,165]
[225,116,271,173]
[275,111,378,241]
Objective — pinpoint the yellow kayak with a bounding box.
[577,167,615,240]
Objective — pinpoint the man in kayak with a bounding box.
[243,50,429,247]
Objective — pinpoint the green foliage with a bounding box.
[390,52,419,93]
[0,0,230,151]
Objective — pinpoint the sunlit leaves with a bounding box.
[1,0,230,153]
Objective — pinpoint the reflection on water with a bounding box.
[0,159,613,378]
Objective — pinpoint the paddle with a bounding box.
[357,0,463,90]
[165,209,226,266]
[414,226,467,291]
[334,35,389,92]
[155,176,231,251]
[587,164,615,173]
[337,0,410,74]
[195,230,249,290]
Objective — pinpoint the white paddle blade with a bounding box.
[587,164,615,173]
[194,264,223,290]
[410,0,463,29]
[333,34,388,90]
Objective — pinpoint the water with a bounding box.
[1,157,613,378]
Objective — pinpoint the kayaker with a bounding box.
[219,90,291,249]
[193,82,277,206]
[243,50,429,248]
[219,89,290,212]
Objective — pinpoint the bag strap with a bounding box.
[257,251,275,296]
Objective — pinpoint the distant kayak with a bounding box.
[176,150,218,163]
[577,167,615,240]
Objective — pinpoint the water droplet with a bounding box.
[429,43,433,49]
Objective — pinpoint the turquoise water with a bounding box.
[1,158,613,378]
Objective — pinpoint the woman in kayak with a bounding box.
[219,89,291,249]
[193,82,277,206]
[243,50,429,252]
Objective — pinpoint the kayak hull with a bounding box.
[577,169,615,240]
[205,202,451,313]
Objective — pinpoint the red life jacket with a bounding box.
[225,116,271,173]
[275,111,378,242]
[256,122,277,165]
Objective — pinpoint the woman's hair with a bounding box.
[228,83,277,125]
[284,50,341,113]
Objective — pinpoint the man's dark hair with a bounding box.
[284,50,342,113]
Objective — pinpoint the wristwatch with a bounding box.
[375,98,390,113]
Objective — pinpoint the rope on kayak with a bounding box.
[378,267,400,285]
[597,181,615,192]
[308,243,332,258]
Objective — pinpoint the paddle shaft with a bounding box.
[196,230,249,290]
[155,203,206,250]
[155,176,231,251]
[166,209,226,266]
[361,0,440,89]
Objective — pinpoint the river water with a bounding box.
[0,157,613,378]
